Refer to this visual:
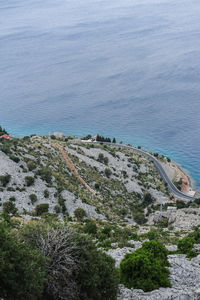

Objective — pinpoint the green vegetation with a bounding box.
[27,160,36,171]
[0,219,46,300]
[58,196,67,214]
[36,168,52,184]
[3,201,17,215]
[173,178,182,191]
[74,207,86,221]
[25,176,35,187]
[96,134,111,143]
[75,234,119,300]
[0,133,169,223]
[105,168,112,178]
[0,216,119,300]
[120,241,171,291]
[2,130,199,298]
[98,153,109,165]
[0,174,11,187]
[9,155,20,163]
[35,203,49,216]
[44,189,49,198]
[177,237,196,258]
[84,219,97,235]
[29,194,38,204]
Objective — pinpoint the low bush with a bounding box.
[74,208,86,221]
[36,168,52,184]
[177,237,196,258]
[25,176,35,187]
[120,241,171,292]
[9,196,16,202]
[44,189,49,198]
[35,203,49,216]
[105,168,112,178]
[27,160,36,171]
[133,211,147,225]
[84,220,97,235]
[3,201,18,215]
[54,205,61,214]
[29,194,37,204]
[0,174,11,187]
[9,155,20,163]
[58,196,67,214]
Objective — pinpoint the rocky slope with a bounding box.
[0,135,171,222]
[1,134,200,300]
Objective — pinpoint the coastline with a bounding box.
[3,129,197,198]
[161,160,196,197]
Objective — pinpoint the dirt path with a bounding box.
[52,142,97,196]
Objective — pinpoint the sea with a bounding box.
[0,0,200,188]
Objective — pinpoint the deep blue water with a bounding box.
[0,0,200,187]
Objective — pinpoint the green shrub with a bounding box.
[189,227,200,244]
[75,235,119,300]
[147,229,159,241]
[95,183,100,189]
[0,221,46,300]
[74,208,86,221]
[9,196,16,202]
[9,155,20,163]
[37,168,52,184]
[104,157,109,165]
[84,220,97,235]
[27,160,36,171]
[105,168,112,178]
[120,241,171,292]
[7,187,15,192]
[0,144,11,155]
[58,196,67,214]
[133,211,147,225]
[29,194,37,204]
[54,205,61,214]
[3,201,18,215]
[143,192,154,205]
[157,217,169,228]
[178,237,194,253]
[177,237,196,258]
[25,176,35,187]
[35,203,49,216]
[176,200,187,209]
[141,240,169,265]
[44,189,49,198]
[102,225,112,236]
[98,153,104,163]
[0,174,11,187]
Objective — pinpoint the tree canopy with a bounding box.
[120,241,171,292]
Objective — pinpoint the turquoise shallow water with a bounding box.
[0,0,200,187]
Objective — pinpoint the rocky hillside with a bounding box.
[1,133,200,299]
[0,134,171,222]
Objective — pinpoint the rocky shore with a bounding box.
[161,160,196,197]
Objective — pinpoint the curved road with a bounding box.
[95,142,196,201]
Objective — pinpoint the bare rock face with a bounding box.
[61,190,105,220]
[107,241,142,267]
[148,208,200,231]
[118,254,200,300]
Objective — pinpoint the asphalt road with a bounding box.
[96,142,196,201]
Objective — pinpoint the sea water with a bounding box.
[0,0,200,187]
